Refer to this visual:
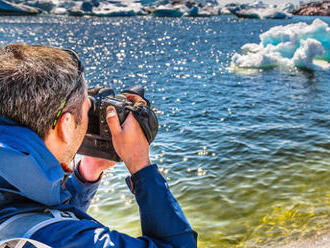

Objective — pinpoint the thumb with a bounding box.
[106,106,121,136]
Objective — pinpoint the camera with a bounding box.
[77,86,158,162]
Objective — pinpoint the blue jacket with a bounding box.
[0,116,197,248]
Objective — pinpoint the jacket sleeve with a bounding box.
[31,219,174,248]
[31,164,197,248]
[129,164,197,247]
[63,164,100,212]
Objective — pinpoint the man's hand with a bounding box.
[79,156,116,181]
[106,102,151,175]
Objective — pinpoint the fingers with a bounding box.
[121,111,135,129]
[106,106,121,136]
[125,94,147,106]
[122,112,148,145]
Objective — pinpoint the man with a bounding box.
[0,44,197,247]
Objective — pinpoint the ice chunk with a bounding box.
[51,7,67,15]
[0,0,41,15]
[292,38,324,70]
[231,18,330,71]
[231,8,292,19]
[227,1,292,20]
[152,4,184,17]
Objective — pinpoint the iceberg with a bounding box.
[93,0,144,16]
[9,0,294,17]
[151,0,221,17]
[198,3,220,16]
[13,0,224,17]
[25,0,56,13]
[227,1,292,19]
[66,0,143,17]
[51,6,67,15]
[281,3,296,13]
[0,0,41,15]
[152,4,184,17]
[231,8,292,19]
[231,18,330,70]
[93,5,137,16]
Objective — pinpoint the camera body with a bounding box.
[78,86,158,162]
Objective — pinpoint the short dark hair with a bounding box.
[0,44,86,139]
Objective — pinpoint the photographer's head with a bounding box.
[0,44,89,164]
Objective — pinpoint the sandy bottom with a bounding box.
[275,231,330,248]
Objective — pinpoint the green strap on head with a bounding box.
[52,100,66,129]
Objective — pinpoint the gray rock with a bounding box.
[292,0,330,16]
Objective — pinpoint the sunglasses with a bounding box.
[52,48,85,129]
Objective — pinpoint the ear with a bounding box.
[56,112,75,144]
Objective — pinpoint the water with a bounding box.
[1,15,329,247]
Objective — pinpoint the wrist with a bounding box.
[74,162,102,184]
[126,164,159,194]
[125,158,151,175]
[78,160,103,182]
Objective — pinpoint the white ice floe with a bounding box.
[51,6,66,15]
[65,0,144,16]
[231,8,292,19]
[152,4,184,17]
[226,1,293,20]
[0,0,41,15]
[93,2,140,17]
[231,18,330,70]
[151,2,215,17]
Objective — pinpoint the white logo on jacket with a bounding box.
[94,228,115,247]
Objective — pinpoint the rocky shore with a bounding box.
[292,0,330,16]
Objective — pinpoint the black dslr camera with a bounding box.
[78,86,158,162]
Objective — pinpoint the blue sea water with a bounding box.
[0,15,329,247]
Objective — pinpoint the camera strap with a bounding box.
[0,209,79,246]
[0,238,51,248]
